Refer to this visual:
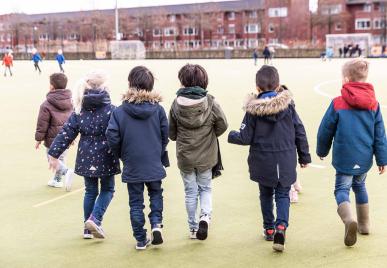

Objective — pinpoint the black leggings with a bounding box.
[34,62,41,72]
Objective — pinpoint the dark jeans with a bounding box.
[127,181,163,242]
[34,62,41,72]
[83,176,115,225]
[58,63,64,73]
[259,183,291,229]
[334,173,368,205]
[4,66,12,76]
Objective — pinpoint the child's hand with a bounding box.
[35,141,42,150]
[48,156,60,172]
[300,164,308,168]
[379,166,386,175]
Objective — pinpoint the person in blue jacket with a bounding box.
[317,59,387,247]
[56,49,65,73]
[228,65,311,252]
[106,66,169,251]
[48,70,120,240]
[32,48,42,74]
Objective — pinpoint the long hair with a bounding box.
[72,70,109,114]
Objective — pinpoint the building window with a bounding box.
[374,18,386,29]
[164,41,175,49]
[227,12,235,20]
[168,14,176,22]
[184,40,201,49]
[228,24,235,34]
[0,34,4,42]
[268,7,288,18]
[211,40,221,48]
[268,24,275,33]
[153,29,162,37]
[355,19,371,30]
[217,26,224,34]
[183,27,198,36]
[68,33,79,40]
[335,23,342,31]
[249,11,257,18]
[268,38,278,44]
[245,23,260,34]
[152,42,161,49]
[39,33,49,41]
[321,4,342,15]
[363,4,372,12]
[248,39,258,48]
[236,39,244,47]
[164,27,177,36]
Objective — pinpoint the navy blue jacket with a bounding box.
[317,82,387,175]
[48,89,121,177]
[106,89,168,184]
[228,89,311,187]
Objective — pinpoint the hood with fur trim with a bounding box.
[122,89,163,120]
[122,88,162,104]
[243,90,293,119]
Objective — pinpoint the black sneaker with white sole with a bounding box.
[196,215,209,241]
[263,228,275,241]
[272,224,286,252]
[151,226,163,245]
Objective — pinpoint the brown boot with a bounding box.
[356,203,370,235]
[337,202,357,247]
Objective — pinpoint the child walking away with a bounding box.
[228,65,311,252]
[35,73,74,189]
[32,48,42,74]
[317,59,387,247]
[253,49,258,66]
[56,49,65,73]
[263,46,271,65]
[169,64,228,241]
[106,66,169,250]
[48,70,120,239]
[2,52,13,77]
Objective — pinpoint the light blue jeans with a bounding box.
[334,173,368,205]
[180,169,212,230]
[46,149,68,181]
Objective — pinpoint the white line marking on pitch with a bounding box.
[314,80,387,109]
[309,164,326,169]
[33,187,84,208]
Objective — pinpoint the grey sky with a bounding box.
[1,0,318,15]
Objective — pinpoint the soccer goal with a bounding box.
[109,40,146,60]
[326,33,372,57]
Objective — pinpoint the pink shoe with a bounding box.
[293,181,302,193]
[290,187,299,203]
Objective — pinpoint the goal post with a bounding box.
[109,40,146,60]
[326,33,372,57]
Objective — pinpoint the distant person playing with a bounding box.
[169,64,228,241]
[35,73,74,189]
[343,45,349,58]
[263,46,271,64]
[32,48,42,74]
[48,70,121,240]
[106,66,169,250]
[326,47,334,61]
[269,46,275,64]
[339,47,343,58]
[56,49,65,73]
[228,65,311,252]
[253,49,258,66]
[317,59,387,247]
[2,52,13,77]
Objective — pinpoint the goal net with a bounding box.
[326,34,372,56]
[109,41,146,60]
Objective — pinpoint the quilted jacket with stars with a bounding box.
[48,89,121,177]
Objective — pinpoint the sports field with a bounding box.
[1,58,387,268]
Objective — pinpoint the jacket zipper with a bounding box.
[277,164,280,180]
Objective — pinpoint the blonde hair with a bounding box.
[342,58,369,82]
[73,70,109,114]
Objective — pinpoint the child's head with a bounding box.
[342,58,369,83]
[49,73,68,90]
[178,64,208,89]
[128,66,154,91]
[256,65,280,92]
[58,49,63,55]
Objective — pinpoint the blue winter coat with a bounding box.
[106,89,168,184]
[32,53,42,63]
[317,82,387,175]
[48,89,121,177]
[228,89,311,187]
[56,54,65,64]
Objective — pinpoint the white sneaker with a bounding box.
[47,179,63,188]
[64,169,74,192]
[189,229,197,239]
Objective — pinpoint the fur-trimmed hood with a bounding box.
[122,89,163,120]
[243,90,293,118]
[122,88,162,104]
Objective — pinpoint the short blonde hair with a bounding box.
[342,58,369,82]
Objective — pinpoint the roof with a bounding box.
[346,0,387,5]
[20,0,264,22]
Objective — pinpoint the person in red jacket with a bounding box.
[2,52,13,77]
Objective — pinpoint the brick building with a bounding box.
[0,0,312,52]
[314,0,387,44]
